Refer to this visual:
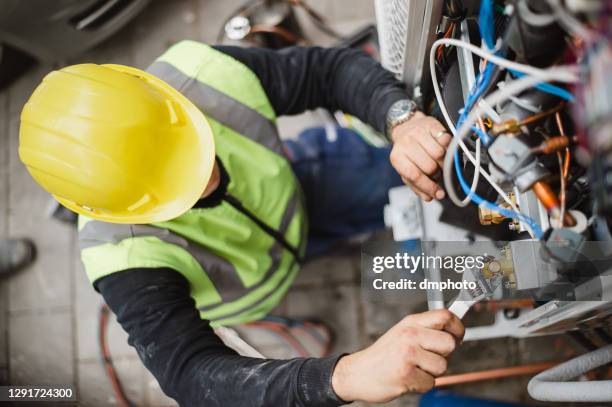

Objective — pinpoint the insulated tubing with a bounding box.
[527,344,612,402]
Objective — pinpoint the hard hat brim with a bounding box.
[56,64,216,224]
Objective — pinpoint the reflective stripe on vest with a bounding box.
[147,61,284,156]
[79,190,300,305]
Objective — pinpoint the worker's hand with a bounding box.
[331,309,464,403]
[389,112,452,201]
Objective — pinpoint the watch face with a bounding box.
[389,100,415,120]
[386,100,417,138]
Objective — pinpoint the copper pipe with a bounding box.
[558,151,567,226]
[435,361,560,387]
[492,105,565,136]
[555,111,567,138]
[535,136,570,154]
[563,148,571,179]
[532,180,576,226]
[472,298,535,312]
[557,151,567,227]
[520,104,564,127]
[555,111,571,225]
[532,180,560,211]
[554,113,571,178]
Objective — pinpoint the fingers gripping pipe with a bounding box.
[527,344,612,402]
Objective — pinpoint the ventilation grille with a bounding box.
[375,0,410,81]
[375,0,443,93]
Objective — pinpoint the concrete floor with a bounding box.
[0,0,582,406]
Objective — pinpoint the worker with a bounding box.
[19,41,462,406]
[0,238,35,276]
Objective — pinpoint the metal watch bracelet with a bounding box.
[385,99,419,141]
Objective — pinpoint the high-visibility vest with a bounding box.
[79,40,307,327]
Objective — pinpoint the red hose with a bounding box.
[99,304,134,407]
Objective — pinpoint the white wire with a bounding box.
[432,38,579,83]
[442,68,580,238]
[459,138,482,206]
[477,99,502,123]
[429,38,532,215]
[496,81,542,113]
[546,0,601,42]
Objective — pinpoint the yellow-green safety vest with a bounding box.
[79,40,307,327]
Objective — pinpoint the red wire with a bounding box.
[99,304,133,407]
[248,321,310,357]
[302,321,333,357]
[250,319,334,357]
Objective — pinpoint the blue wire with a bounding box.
[454,150,543,238]
[448,0,544,239]
[479,0,496,50]
[508,68,575,102]
[453,68,543,238]
[471,125,491,145]
[459,62,495,127]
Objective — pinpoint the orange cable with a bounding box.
[437,23,455,61]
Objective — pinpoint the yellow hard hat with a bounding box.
[19,63,215,224]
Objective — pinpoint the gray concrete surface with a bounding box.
[0,0,579,406]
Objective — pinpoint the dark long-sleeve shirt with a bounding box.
[96,45,410,407]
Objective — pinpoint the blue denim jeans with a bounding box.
[284,127,403,258]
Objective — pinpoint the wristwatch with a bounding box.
[385,99,419,141]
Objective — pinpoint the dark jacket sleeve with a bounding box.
[96,268,346,407]
[213,45,411,134]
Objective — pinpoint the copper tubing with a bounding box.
[555,111,567,138]
[557,151,567,227]
[491,105,565,136]
[532,180,560,211]
[554,112,571,178]
[435,361,560,387]
[520,104,564,127]
[532,180,576,227]
[537,136,570,154]
[563,148,571,179]
[555,112,571,225]
[472,298,535,312]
